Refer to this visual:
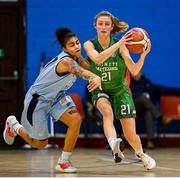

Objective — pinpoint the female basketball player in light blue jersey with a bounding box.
[3,27,101,173]
[84,11,156,170]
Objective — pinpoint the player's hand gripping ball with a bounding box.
[126,27,149,53]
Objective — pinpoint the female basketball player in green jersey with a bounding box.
[84,11,156,170]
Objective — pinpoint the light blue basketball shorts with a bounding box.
[21,92,75,140]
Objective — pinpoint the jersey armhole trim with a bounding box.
[55,56,71,76]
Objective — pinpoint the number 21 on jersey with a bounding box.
[101,72,111,81]
[121,104,130,115]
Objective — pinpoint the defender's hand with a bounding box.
[87,76,102,92]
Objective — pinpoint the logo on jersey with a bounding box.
[96,62,118,72]
[59,96,71,106]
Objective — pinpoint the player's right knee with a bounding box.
[102,108,113,118]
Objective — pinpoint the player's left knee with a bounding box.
[71,115,82,128]
[66,113,82,131]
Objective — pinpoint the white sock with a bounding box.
[58,151,72,163]
[107,137,116,150]
[12,123,23,134]
[135,147,144,157]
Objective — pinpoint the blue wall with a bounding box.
[26,0,180,99]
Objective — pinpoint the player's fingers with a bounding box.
[125,36,133,42]
[88,82,101,92]
[88,85,96,92]
[142,47,145,52]
[99,86,102,90]
[124,41,133,45]
[124,31,132,37]
[87,81,96,88]
[87,82,96,91]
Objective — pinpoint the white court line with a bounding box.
[100,156,180,171]
[153,166,180,171]
[100,156,140,164]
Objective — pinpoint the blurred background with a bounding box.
[0,0,180,149]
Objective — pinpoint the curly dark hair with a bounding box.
[56,27,77,47]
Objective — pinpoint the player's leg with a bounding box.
[96,95,125,163]
[56,107,82,173]
[18,125,48,148]
[4,94,49,149]
[3,115,48,148]
[120,118,156,170]
[50,94,82,173]
[117,90,156,170]
[60,107,82,152]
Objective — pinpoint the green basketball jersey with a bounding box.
[87,36,128,93]
[87,36,136,119]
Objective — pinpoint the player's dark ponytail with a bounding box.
[56,27,76,47]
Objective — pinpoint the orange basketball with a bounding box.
[126,27,149,53]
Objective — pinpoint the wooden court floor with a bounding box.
[0,147,180,177]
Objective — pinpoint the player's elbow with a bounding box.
[93,55,105,64]
[94,59,102,65]
[132,71,140,76]
[88,57,101,65]
[130,68,139,76]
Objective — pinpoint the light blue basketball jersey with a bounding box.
[27,51,77,102]
[21,51,78,140]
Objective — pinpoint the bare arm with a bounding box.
[56,57,101,91]
[78,55,90,70]
[84,41,122,64]
[120,40,151,76]
[83,32,132,65]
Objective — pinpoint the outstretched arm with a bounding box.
[57,57,101,92]
[78,55,90,70]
